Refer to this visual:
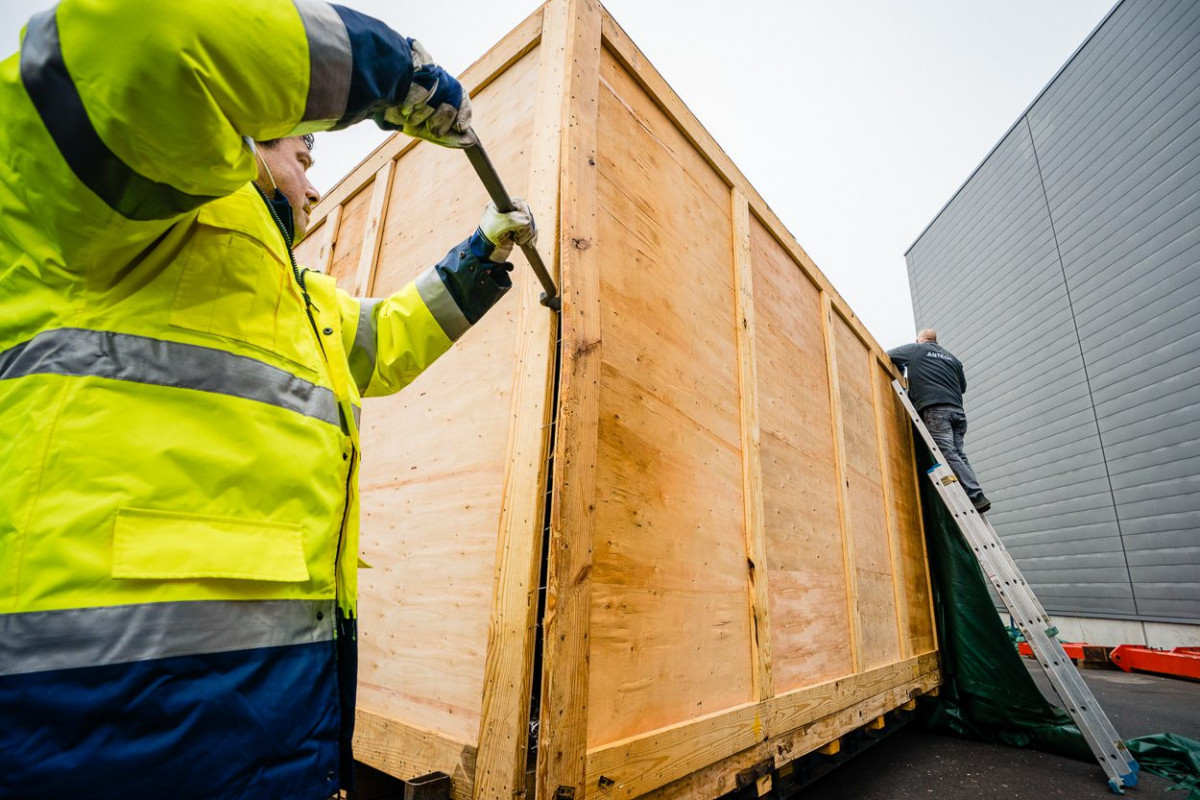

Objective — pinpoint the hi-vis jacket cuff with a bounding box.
[293,0,352,130]
[415,267,472,342]
[421,234,514,332]
[297,1,421,131]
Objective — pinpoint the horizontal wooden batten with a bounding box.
[638,667,942,800]
[354,709,479,800]
[585,653,940,800]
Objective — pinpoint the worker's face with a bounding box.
[256,137,320,240]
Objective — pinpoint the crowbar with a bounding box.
[464,136,560,311]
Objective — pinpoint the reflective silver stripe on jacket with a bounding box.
[348,298,381,393]
[415,267,471,342]
[19,9,218,220]
[0,599,334,677]
[0,328,340,428]
[293,0,352,127]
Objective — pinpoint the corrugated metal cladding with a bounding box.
[905,0,1200,624]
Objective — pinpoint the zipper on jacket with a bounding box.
[252,184,323,341]
[254,183,354,609]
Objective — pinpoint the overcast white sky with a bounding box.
[2,0,1115,348]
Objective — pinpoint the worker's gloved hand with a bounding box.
[376,40,475,147]
[476,199,537,262]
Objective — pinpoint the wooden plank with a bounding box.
[913,430,939,655]
[354,709,479,800]
[586,41,751,748]
[872,360,910,661]
[732,187,773,703]
[763,651,937,748]
[306,7,546,228]
[583,653,940,800]
[326,187,370,286]
[632,668,940,800]
[535,1,602,799]
[351,160,395,297]
[293,210,323,268]
[820,292,861,673]
[471,5,570,799]
[884,363,939,656]
[832,311,900,671]
[748,214,851,693]
[314,203,341,274]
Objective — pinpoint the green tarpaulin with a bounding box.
[913,441,1200,797]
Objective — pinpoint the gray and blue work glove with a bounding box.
[433,200,537,322]
[377,40,475,147]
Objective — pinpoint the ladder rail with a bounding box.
[891,380,1138,793]
[929,463,1135,781]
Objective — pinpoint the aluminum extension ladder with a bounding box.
[891,380,1140,794]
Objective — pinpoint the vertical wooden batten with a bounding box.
[536,0,602,798]
[906,397,940,654]
[822,295,862,673]
[731,187,773,703]
[352,160,395,296]
[472,6,569,799]
[313,204,341,274]
[871,358,910,660]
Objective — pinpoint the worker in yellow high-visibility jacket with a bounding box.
[0,2,536,797]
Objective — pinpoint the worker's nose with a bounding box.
[306,183,320,208]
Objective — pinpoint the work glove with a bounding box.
[476,199,537,262]
[376,40,476,147]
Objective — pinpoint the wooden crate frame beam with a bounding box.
[584,653,940,800]
[354,709,479,800]
[627,670,940,800]
[535,2,603,800]
[471,2,572,798]
[350,159,395,297]
[871,362,912,661]
[731,186,774,704]
[821,293,862,673]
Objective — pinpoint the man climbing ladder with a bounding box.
[892,380,1140,794]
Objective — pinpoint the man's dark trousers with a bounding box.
[920,404,984,501]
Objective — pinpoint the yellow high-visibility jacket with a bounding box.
[0,2,509,796]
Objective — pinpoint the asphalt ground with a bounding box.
[799,661,1200,799]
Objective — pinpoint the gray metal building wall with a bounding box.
[905,0,1200,624]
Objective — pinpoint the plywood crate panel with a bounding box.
[295,2,939,799]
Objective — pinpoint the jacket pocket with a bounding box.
[112,507,309,582]
[169,210,321,375]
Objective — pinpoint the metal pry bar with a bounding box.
[464,136,560,311]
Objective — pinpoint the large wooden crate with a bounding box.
[295,2,939,799]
